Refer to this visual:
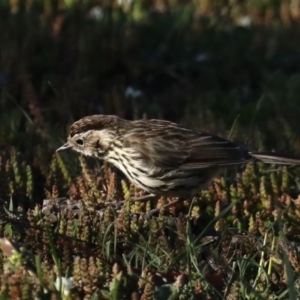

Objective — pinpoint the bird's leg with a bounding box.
[113,194,156,209]
[145,197,183,218]
[132,194,156,202]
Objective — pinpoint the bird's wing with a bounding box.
[179,133,251,169]
[123,120,251,170]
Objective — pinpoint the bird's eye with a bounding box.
[76,139,84,145]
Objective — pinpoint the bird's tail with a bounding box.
[249,152,300,165]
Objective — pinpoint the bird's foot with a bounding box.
[144,198,181,219]
[132,194,156,202]
[111,194,156,210]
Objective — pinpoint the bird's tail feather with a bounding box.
[249,152,300,165]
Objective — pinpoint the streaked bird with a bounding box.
[57,115,300,213]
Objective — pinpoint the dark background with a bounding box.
[2,0,300,167]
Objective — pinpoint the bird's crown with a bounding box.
[69,115,122,137]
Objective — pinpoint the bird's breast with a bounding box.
[106,148,216,197]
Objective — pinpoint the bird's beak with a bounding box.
[56,143,72,153]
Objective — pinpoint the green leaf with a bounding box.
[101,290,110,298]
[108,272,122,300]
[4,224,12,238]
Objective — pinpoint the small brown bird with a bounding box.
[57,115,300,211]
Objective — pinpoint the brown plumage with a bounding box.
[57,115,300,200]
[69,115,123,137]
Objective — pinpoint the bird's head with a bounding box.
[56,115,125,159]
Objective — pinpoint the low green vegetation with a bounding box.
[1,0,300,299]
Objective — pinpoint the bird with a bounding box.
[56,115,300,214]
